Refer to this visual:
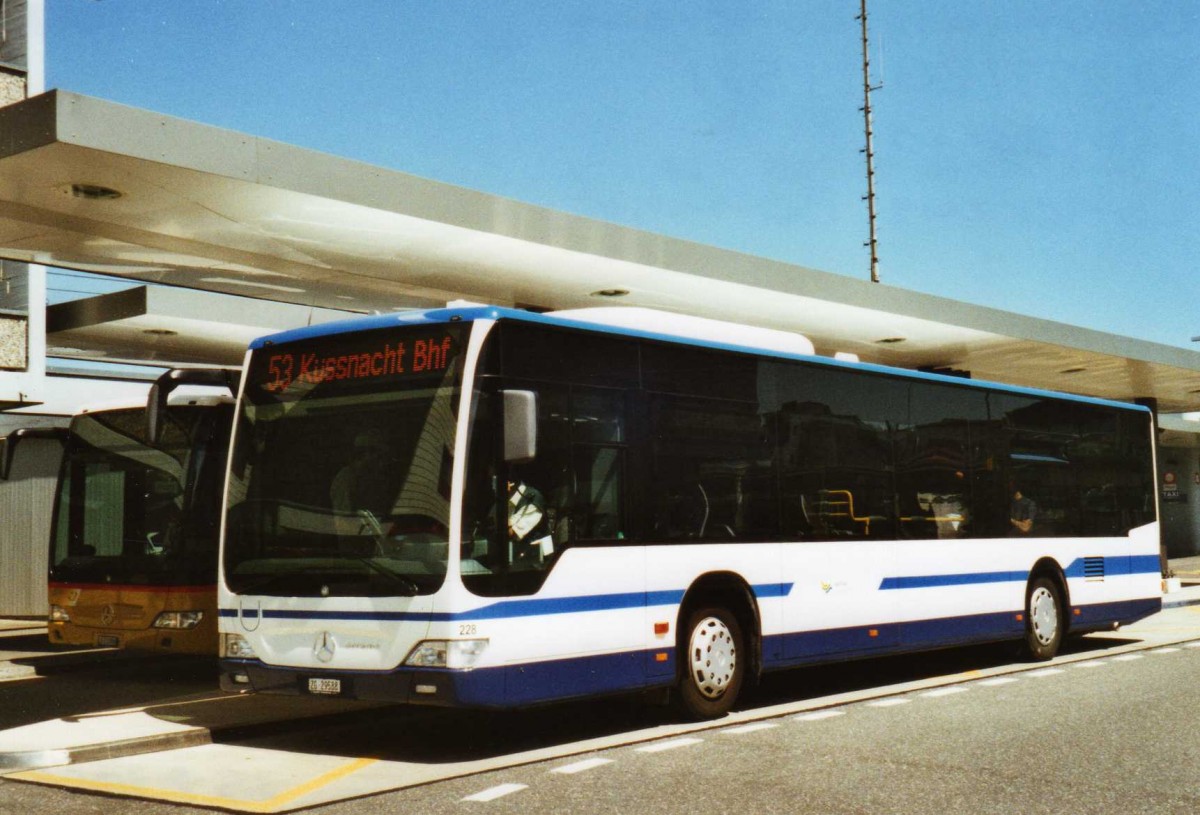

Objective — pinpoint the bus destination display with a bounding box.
[257,330,459,396]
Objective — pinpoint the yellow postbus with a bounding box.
[47,369,237,654]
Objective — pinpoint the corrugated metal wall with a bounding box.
[0,435,63,617]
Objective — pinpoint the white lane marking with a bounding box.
[866,698,910,707]
[1151,647,1181,654]
[1112,654,1144,662]
[1183,642,1200,649]
[794,710,847,722]
[1026,668,1065,678]
[636,737,703,753]
[462,783,528,802]
[921,686,969,698]
[1071,660,1105,669]
[551,758,614,775]
[977,676,1019,687]
[722,722,780,735]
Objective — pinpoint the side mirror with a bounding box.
[2,427,68,480]
[148,367,241,443]
[502,390,538,463]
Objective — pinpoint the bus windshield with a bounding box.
[224,323,465,597]
[50,405,229,587]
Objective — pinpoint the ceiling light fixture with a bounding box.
[69,183,123,201]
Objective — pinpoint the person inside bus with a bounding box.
[1009,486,1037,536]
[330,428,394,524]
[507,477,554,564]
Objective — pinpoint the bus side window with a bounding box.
[573,445,624,540]
[649,393,776,543]
[570,389,626,542]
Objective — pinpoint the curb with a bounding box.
[0,699,393,774]
[0,729,213,773]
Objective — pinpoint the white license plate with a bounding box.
[96,635,120,647]
[307,677,342,695]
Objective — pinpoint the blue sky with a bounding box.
[44,1,1200,348]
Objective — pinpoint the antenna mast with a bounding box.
[857,0,881,283]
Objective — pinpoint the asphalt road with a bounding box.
[334,642,1200,815]
[1,633,1198,814]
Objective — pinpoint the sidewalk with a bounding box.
[1168,555,1200,580]
[1165,556,1200,609]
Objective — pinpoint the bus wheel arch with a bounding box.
[673,573,761,720]
[1023,559,1068,661]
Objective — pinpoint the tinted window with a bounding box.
[766,363,903,540]
[649,392,777,541]
[498,323,638,388]
[895,384,987,539]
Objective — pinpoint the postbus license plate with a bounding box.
[96,635,119,647]
[307,677,341,695]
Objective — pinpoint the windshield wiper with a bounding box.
[352,557,420,596]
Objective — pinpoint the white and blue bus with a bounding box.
[218,306,1161,719]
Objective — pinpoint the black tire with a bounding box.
[1023,576,1064,661]
[675,605,744,720]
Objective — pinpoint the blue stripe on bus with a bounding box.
[1062,554,1161,578]
[219,582,793,624]
[879,555,1160,591]
[879,571,1029,590]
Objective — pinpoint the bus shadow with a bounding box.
[225,632,1149,766]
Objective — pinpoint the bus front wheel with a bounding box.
[1024,577,1064,661]
[675,606,744,720]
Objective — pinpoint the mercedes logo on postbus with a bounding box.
[100,604,116,626]
[314,631,336,663]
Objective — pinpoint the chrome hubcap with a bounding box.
[1030,586,1059,645]
[688,616,736,699]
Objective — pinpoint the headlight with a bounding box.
[404,639,488,669]
[153,611,204,630]
[221,633,257,659]
[49,605,70,623]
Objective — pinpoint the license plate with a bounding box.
[307,677,342,695]
[96,635,120,647]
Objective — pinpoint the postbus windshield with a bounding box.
[223,323,464,598]
[49,405,230,587]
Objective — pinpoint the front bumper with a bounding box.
[219,659,505,708]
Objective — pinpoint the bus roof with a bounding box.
[247,305,1151,415]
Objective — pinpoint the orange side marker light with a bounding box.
[654,622,670,635]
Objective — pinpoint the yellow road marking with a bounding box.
[13,756,379,814]
[268,757,379,809]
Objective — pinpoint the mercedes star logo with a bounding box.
[100,604,116,626]
[314,631,336,663]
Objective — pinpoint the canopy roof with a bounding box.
[2,91,1199,410]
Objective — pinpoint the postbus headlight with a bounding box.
[404,639,488,669]
[153,611,204,630]
[221,633,257,659]
[48,605,70,623]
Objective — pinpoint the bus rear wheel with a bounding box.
[1024,576,1064,661]
[675,606,744,720]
